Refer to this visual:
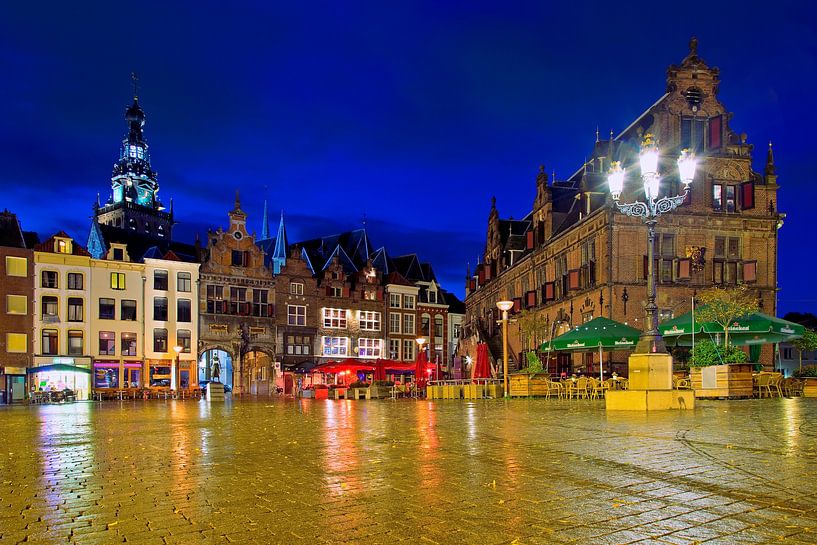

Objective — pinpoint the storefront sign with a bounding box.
[3,367,27,375]
[249,327,266,335]
[209,324,228,333]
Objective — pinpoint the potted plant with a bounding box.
[688,340,753,398]
[509,351,550,397]
[793,366,817,397]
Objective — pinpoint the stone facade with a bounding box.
[463,40,782,375]
[198,197,275,395]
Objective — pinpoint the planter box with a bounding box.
[314,388,329,400]
[330,388,347,400]
[301,389,314,399]
[509,373,551,397]
[690,364,753,398]
[802,377,817,397]
[366,386,390,399]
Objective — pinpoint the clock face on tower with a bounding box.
[138,187,152,205]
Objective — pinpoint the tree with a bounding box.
[517,309,548,352]
[695,285,758,347]
[791,329,817,371]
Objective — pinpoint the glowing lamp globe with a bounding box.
[639,135,659,177]
[677,149,697,186]
[496,300,513,312]
[607,161,625,200]
[173,345,183,355]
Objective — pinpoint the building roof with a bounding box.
[0,210,27,248]
[95,223,199,262]
[35,232,92,256]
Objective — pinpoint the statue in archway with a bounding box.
[212,356,221,383]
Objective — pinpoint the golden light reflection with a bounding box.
[416,401,442,491]
[322,400,362,497]
[782,398,801,453]
[37,403,94,525]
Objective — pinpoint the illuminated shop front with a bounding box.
[148,359,195,390]
[29,357,92,400]
[92,360,143,391]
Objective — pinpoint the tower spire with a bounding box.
[262,200,270,239]
[766,141,776,176]
[272,210,288,275]
[234,189,241,211]
[131,72,140,101]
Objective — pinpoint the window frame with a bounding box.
[111,272,126,290]
[99,331,116,356]
[322,308,347,329]
[177,272,192,292]
[67,272,84,290]
[287,304,306,326]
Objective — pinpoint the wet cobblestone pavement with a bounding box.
[1,398,816,544]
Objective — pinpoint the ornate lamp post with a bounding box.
[607,135,697,353]
[496,300,514,397]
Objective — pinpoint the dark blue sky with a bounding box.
[1,1,815,313]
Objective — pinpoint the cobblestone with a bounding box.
[1,398,816,544]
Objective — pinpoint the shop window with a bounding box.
[121,332,137,356]
[67,298,84,322]
[6,333,27,353]
[177,299,192,322]
[5,256,27,277]
[153,328,168,352]
[288,305,306,326]
[111,272,126,290]
[124,367,141,388]
[99,298,115,319]
[177,329,191,353]
[150,365,171,387]
[68,273,83,290]
[177,272,191,292]
[94,365,119,389]
[42,296,58,318]
[42,330,58,355]
[99,331,116,356]
[6,295,27,315]
[154,270,168,291]
[153,297,168,321]
[121,299,137,321]
[41,270,58,288]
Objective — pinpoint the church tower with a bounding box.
[95,77,173,239]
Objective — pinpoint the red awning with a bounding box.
[313,359,376,374]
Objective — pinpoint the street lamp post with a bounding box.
[172,345,183,391]
[607,135,697,354]
[496,300,514,397]
[416,337,426,396]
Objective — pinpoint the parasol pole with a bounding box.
[692,296,695,364]
[598,344,603,382]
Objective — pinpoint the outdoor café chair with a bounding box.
[562,379,575,399]
[575,377,589,399]
[546,380,563,399]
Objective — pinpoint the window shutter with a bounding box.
[568,269,580,290]
[677,258,691,280]
[742,261,757,283]
[525,290,537,309]
[484,262,492,281]
[377,287,384,301]
[740,181,755,210]
[477,264,486,285]
[708,115,722,150]
[342,287,350,298]
[469,279,476,291]
[512,298,522,313]
[543,282,555,302]
[526,231,534,250]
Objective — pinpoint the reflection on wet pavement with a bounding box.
[1,398,816,544]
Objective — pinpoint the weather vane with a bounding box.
[131,72,140,100]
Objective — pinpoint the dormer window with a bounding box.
[55,238,71,254]
[428,290,437,304]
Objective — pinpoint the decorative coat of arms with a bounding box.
[685,246,706,272]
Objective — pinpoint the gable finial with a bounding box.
[234,189,241,211]
[595,126,599,142]
[689,36,698,57]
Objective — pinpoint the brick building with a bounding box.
[462,40,782,375]
[0,210,36,403]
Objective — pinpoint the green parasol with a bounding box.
[660,311,804,346]
[540,316,642,380]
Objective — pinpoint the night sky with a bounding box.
[1,2,815,313]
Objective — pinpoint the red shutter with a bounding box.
[477,264,486,285]
[325,286,332,296]
[740,181,755,210]
[376,287,384,301]
[543,282,555,302]
[525,290,536,308]
[526,231,534,250]
[568,269,580,290]
[708,115,722,150]
[743,261,757,283]
[677,258,691,280]
[484,263,492,281]
[512,298,522,313]
[342,287,350,298]
[469,279,476,291]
